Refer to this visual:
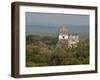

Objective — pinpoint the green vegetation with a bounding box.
[26,35,89,67]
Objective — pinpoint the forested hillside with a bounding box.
[26,35,89,67]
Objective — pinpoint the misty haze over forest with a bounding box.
[26,12,90,39]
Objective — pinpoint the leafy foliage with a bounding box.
[26,35,89,67]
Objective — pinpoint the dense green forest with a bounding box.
[26,35,89,67]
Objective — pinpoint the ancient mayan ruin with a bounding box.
[57,25,79,48]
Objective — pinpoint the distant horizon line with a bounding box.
[26,24,89,27]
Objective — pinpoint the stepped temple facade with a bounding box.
[57,26,79,48]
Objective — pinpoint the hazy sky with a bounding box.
[26,12,89,37]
